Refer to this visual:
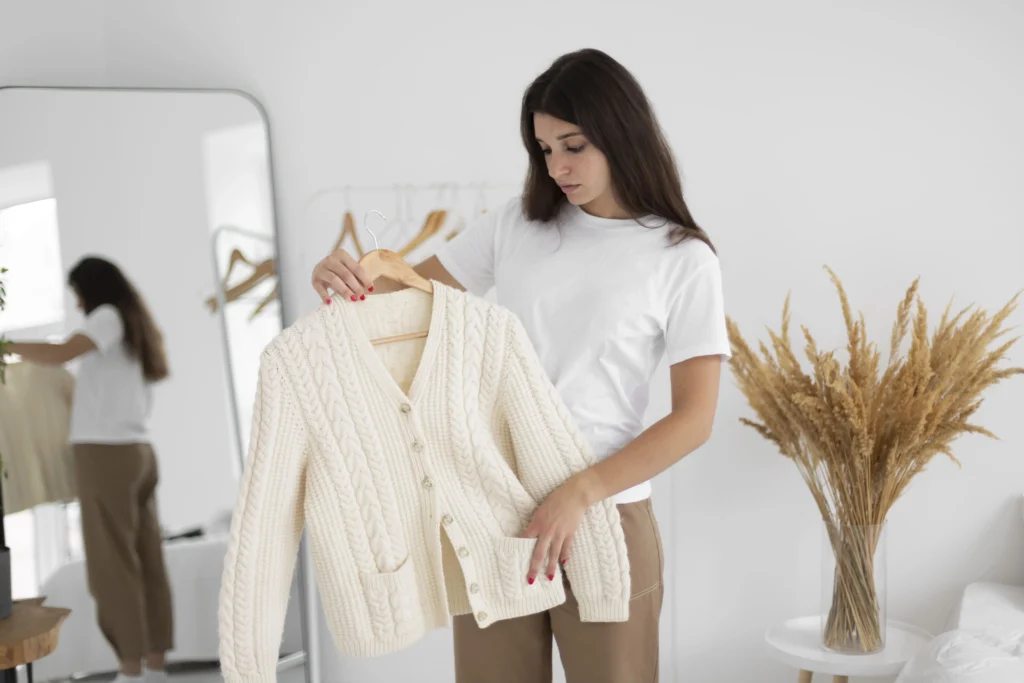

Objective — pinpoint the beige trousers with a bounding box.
[453,499,665,683]
[74,443,174,660]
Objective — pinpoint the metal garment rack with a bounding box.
[303,181,519,203]
[302,182,520,258]
[210,224,316,682]
[303,182,520,227]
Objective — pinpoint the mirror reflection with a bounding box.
[0,88,309,683]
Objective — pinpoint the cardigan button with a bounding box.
[469,583,480,594]
[442,514,454,526]
[476,611,488,622]
[400,403,412,414]
[422,477,434,490]
[412,439,424,452]
[458,547,470,558]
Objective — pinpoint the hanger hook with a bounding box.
[363,209,386,251]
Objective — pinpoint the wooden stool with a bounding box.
[0,597,71,683]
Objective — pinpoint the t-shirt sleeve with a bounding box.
[664,251,731,366]
[81,305,124,353]
[434,205,503,296]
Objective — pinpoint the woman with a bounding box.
[312,49,728,682]
[6,256,174,683]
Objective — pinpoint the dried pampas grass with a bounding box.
[727,267,1023,653]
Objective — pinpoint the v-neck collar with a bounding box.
[335,281,448,406]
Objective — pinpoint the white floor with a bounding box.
[140,669,307,683]
[21,664,308,683]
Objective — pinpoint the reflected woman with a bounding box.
[5,256,174,683]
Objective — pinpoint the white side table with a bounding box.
[765,616,933,682]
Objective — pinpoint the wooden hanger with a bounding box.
[397,209,448,257]
[333,211,365,257]
[205,248,258,310]
[359,210,432,294]
[396,184,457,255]
[249,281,279,320]
[443,214,466,242]
[357,209,433,346]
[224,248,254,280]
[206,256,276,313]
[207,247,258,312]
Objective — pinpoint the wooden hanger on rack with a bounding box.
[224,247,280,319]
[397,209,448,257]
[443,214,466,242]
[205,251,277,314]
[223,248,254,280]
[395,184,457,255]
[357,209,433,346]
[207,248,256,312]
[250,282,280,319]
[333,210,365,257]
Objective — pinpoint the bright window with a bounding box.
[5,511,36,599]
[0,198,64,333]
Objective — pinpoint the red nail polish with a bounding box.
[561,558,566,564]
[360,294,366,301]
[548,574,554,581]
[325,298,331,305]
[350,296,357,301]
[368,286,374,292]
[527,577,534,585]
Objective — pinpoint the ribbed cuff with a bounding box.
[575,596,630,623]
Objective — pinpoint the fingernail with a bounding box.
[548,574,554,581]
[527,577,534,585]
[360,294,366,301]
[560,558,566,565]
[325,298,331,305]
[350,296,357,301]
[368,286,374,292]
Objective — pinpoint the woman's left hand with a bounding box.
[521,474,595,584]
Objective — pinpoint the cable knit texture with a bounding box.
[218,282,631,682]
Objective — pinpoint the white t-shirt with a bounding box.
[69,304,153,444]
[437,198,730,504]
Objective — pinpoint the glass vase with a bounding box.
[821,521,888,654]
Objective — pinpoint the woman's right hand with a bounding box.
[311,249,376,304]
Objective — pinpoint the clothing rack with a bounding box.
[304,182,519,228]
[303,182,519,260]
[304,181,519,205]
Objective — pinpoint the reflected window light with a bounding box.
[0,198,64,333]
[4,510,36,599]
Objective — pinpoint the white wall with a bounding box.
[3,2,1023,682]
[0,89,268,534]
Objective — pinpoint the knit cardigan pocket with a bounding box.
[357,556,423,645]
[301,464,426,657]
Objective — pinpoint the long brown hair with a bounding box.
[68,256,169,382]
[521,48,714,252]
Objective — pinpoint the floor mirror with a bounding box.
[0,87,315,683]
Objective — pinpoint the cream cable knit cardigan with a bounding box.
[218,283,631,682]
